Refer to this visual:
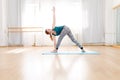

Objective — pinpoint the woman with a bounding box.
[45,7,85,53]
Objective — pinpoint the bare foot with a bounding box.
[81,49,85,52]
[51,49,58,53]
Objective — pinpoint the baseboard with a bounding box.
[0,44,116,47]
[8,45,24,47]
[0,46,8,48]
[83,43,105,46]
[113,45,120,48]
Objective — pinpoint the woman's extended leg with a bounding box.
[67,28,85,51]
[56,27,67,50]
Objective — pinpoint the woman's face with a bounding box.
[46,29,52,34]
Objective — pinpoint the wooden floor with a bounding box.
[0,46,120,80]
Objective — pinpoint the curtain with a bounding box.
[82,0,105,43]
[0,0,8,46]
[116,7,120,44]
[20,0,105,46]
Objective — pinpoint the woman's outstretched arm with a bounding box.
[52,6,56,49]
[52,6,56,29]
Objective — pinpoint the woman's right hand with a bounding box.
[50,34,53,41]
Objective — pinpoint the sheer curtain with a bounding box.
[0,0,8,46]
[82,0,105,44]
[21,0,105,46]
[116,7,120,45]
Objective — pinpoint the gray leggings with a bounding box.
[56,25,83,49]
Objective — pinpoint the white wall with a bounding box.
[113,0,120,7]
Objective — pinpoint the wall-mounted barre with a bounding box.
[8,27,44,46]
[8,27,43,32]
[113,4,120,9]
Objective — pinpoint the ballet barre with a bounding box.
[8,27,43,46]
